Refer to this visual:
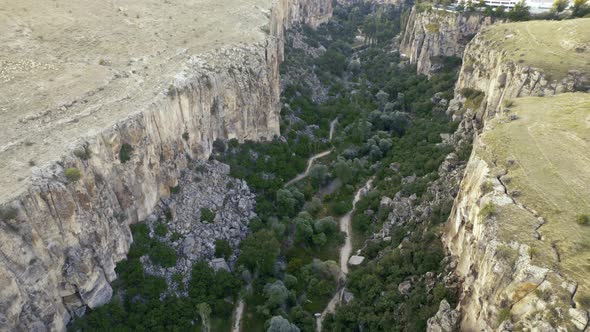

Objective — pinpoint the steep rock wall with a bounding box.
[0,1,332,331]
[400,7,498,76]
[449,26,588,122]
[442,20,590,331]
[444,138,588,331]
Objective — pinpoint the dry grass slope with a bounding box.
[481,93,590,304]
[482,18,590,79]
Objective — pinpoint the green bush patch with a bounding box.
[64,168,82,182]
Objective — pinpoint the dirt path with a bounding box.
[231,299,244,332]
[316,178,373,332]
[232,119,338,330]
[284,118,338,187]
[329,118,338,141]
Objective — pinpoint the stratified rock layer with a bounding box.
[400,7,498,76]
[0,0,332,330]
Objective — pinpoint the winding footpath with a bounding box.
[284,119,338,187]
[231,119,338,332]
[316,178,374,332]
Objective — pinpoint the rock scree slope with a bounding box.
[0,0,332,330]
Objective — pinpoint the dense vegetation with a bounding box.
[72,2,463,331]
[70,223,241,331]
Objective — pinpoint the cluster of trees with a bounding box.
[70,225,242,331]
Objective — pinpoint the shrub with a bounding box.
[171,232,182,242]
[170,186,180,195]
[149,241,177,268]
[119,143,134,163]
[0,206,18,221]
[480,203,497,219]
[73,147,91,160]
[64,168,82,182]
[200,208,215,223]
[481,181,494,193]
[172,272,185,289]
[182,132,189,141]
[497,307,511,324]
[575,214,590,226]
[460,88,484,110]
[212,139,226,153]
[496,245,518,265]
[535,288,551,301]
[457,143,473,161]
[425,22,440,33]
[154,222,167,237]
[578,295,590,308]
[215,239,232,259]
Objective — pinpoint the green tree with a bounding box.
[552,0,568,12]
[294,212,314,245]
[309,164,329,188]
[276,188,304,217]
[214,239,232,259]
[572,0,590,16]
[507,0,530,20]
[267,316,300,332]
[263,281,290,309]
[333,159,353,184]
[237,230,280,275]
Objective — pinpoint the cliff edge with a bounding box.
[0,0,332,330]
[443,18,590,331]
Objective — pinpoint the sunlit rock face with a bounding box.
[0,0,332,330]
[400,7,499,77]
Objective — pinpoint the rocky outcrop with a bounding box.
[0,0,332,330]
[141,160,255,297]
[400,7,498,76]
[427,300,461,332]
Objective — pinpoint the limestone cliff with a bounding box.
[400,6,498,76]
[448,19,589,122]
[0,0,332,330]
[442,18,590,331]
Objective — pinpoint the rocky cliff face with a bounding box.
[441,19,590,331]
[0,1,332,331]
[400,7,498,76]
[444,135,589,331]
[449,33,588,122]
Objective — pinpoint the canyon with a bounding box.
[1,0,589,331]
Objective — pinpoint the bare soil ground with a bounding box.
[0,0,272,202]
[481,93,590,303]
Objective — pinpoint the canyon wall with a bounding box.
[400,7,498,76]
[440,19,590,331]
[449,31,588,121]
[0,1,332,331]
